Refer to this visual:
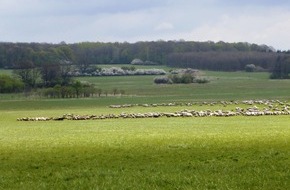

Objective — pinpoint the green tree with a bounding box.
[53,84,61,98]
[0,75,24,93]
[270,56,290,79]
[72,81,82,98]
[41,63,61,87]
[112,88,119,96]
[13,60,40,88]
[96,88,102,97]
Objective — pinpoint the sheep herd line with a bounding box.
[17,99,290,121]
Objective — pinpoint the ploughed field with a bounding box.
[0,70,290,189]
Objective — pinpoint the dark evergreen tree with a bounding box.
[270,56,290,79]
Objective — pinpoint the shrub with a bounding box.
[169,73,194,84]
[170,74,181,83]
[0,75,24,93]
[121,66,136,71]
[135,69,166,75]
[180,73,194,84]
[155,69,210,85]
[245,64,256,72]
[154,76,172,84]
[131,59,144,65]
[68,67,166,76]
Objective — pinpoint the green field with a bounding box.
[75,71,290,101]
[1,68,290,101]
[0,70,290,189]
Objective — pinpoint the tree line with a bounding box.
[167,51,278,71]
[0,40,289,81]
[0,73,126,98]
[0,41,284,69]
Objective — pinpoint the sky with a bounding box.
[1,0,290,50]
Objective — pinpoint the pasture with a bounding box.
[0,70,290,189]
[75,70,290,101]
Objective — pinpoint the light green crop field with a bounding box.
[0,70,290,189]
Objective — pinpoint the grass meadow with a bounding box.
[75,71,290,101]
[0,69,290,189]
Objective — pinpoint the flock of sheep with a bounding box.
[17,99,290,121]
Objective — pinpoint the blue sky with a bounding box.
[1,0,290,50]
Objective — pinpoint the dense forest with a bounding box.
[0,40,290,79]
[1,40,289,70]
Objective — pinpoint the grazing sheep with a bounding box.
[110,105,122,108]
[180,112,193,117]
[53,117,65,121]
[18,99,290,122]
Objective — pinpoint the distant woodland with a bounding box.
[0,40,289,77]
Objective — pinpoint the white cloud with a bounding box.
[1,0,290,50]
[189,8,290,49]
[154,22,174,31]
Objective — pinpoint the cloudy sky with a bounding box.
[1,0,290,50]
